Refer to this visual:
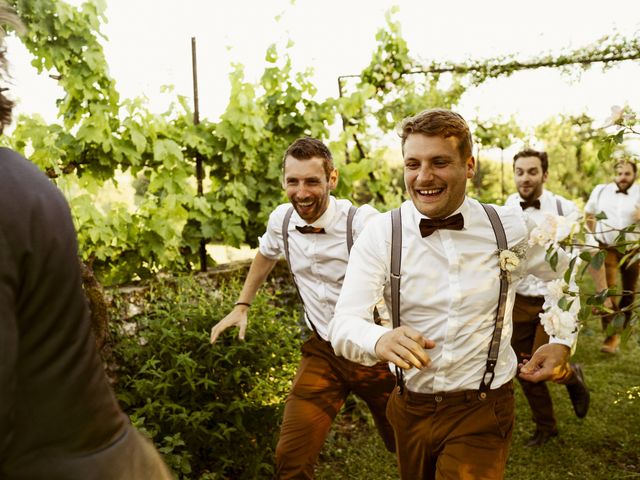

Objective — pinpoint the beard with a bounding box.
[518,184,542,202]
[615,180,632,193]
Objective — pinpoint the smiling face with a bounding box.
[514,155,548,201]
[403,133,475,219]
[283,155,338,223]
[614,162,636,193]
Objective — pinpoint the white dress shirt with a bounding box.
[505,189,580,297]
[584,182,640,246]
[259,196,379,341]
[329,197,575,394]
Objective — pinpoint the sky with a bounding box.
[4,0,640,144]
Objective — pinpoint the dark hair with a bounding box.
[0,2,24,133]
[282,137,334,180]
[614,158,637,175]
[513,149,549,174]
[399,108,473,159]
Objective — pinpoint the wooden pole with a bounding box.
[192,37,207,272]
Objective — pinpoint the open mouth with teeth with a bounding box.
[294,199,316,216]
[417,187,445,199]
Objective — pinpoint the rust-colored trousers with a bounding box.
[275,334,396,479]
[386,382,514,480]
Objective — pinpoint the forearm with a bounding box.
[236,252,278,305]
[329,313,389,366]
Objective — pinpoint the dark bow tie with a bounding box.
[419,213,464,238]
[520,199,541,210]
[296,225,325,234]
[616,189,628,195]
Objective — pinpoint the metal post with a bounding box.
[192,37,207,272]
[337,76,350,164]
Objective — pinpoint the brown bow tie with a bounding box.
[616,189,629,195]
[520,199,541,210]
[296,225,326,234]
[419,213,464,238]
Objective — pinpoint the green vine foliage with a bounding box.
[5,1,639,285]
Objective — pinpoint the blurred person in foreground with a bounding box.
[0,5,172,478]
[505,148,589,447]
[585,158,640,353]
[329,109,580,480]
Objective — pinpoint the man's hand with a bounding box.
[374,326,436,370]
[210,306,249,343]
[519,343,571,383]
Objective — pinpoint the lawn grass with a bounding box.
[316,321,640,479]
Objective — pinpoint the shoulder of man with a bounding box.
[268,202,296,228]
[504,192,520,206]
[547,190,580,215]
[334,197,380,231]
[477,200,531,247]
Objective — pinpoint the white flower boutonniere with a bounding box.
[499,250,520,272]
[496,241,527,282]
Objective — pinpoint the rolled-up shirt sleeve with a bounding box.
[329,215,391,366]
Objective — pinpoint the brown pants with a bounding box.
[275,335,396,479]
[601,245,640,330]
[386,382,514,480]
[511,294,557,433]
[511,294,578,433]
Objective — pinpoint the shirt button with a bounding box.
[435,395,443,402]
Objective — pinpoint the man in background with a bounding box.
[506,148,590,447]
[585,159,640,353]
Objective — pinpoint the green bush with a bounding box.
[109,272,301,479]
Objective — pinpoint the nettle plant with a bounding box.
[109,272,301,479]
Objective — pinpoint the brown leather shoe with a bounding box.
[600,334,620,354]
[566,363,590,418]
[525,429,558,447]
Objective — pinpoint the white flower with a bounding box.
[602,105,624,128]
[554,215,579,243]
[539,306,577,340]
[528,212,577,248]
[529,227,550,248]
[546,279,567,301]
[499,250,520,272]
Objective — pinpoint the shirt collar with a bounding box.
[408,197,470,230]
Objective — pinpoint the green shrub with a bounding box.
[109,273,301,479]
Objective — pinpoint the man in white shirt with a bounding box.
[585,159,640,353]
[505,149,589,447]
[209,137,395,479]
[329,109,577,479]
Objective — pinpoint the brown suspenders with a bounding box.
[282,205,358,336]
[556,197,564,216]
[390,204,508,399]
